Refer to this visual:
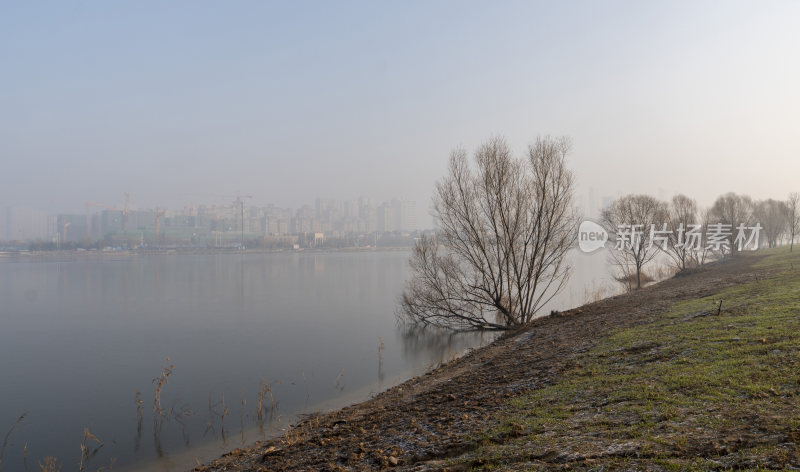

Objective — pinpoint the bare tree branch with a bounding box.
[399,136,577,330]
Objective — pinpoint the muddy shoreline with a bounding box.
[196,255,763,471]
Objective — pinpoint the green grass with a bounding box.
[466,248,800,470]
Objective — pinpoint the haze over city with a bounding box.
[3,0,800,228]
[5,2,800,472]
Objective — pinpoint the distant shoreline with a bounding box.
[0,246,413,261]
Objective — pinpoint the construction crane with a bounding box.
[234,194,253,249]
[182,193,252,248]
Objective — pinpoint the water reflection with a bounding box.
[398,324,497,368]
[0,250,610,471]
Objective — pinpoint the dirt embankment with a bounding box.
[197,255,768,472]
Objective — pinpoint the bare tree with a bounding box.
[664,194,699,271]
[400,136,577,330]
[698,207,713,265]
[709,192,753,255]
[601,194,668,290]
[789,193,800,252]
[753,199,789,248]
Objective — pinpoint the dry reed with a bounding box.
[78,427,103,471]
[0,412,26,472]
[152,359,175,425]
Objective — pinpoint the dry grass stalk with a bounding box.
[134,391,143,423]
[134,390,143,450]
[240,392,246,428]
[0,412,26,472]
[78,427,103,471]
[38,456,61,472]
[220,393,229,434]
[152,359,175,424]
[240,392,247,444]
[256,379,278,421]
[281,427,302,447]
[279,418,314,448]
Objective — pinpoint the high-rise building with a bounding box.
[400,200,416,231]
[389,199,416,232]
[3,207,51,241]
[377,203,395,232]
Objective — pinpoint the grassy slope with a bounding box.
[463,248,800,471]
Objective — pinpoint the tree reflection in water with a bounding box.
[398,324,498,368]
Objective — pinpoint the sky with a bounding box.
[2,1,799,225]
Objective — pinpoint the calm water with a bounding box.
[0,249,611,471]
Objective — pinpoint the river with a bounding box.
[0,249,611,471]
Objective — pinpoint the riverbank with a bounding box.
[197,248,799,471]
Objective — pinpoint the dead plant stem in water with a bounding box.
[78,427,103,471]
[0,412,26,472]
[152,359,175,426]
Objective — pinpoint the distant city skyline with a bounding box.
[0,194,418,243]
[7,182,800,243]
[3,1,800,233]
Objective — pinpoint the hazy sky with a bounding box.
[2,1,799,224]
